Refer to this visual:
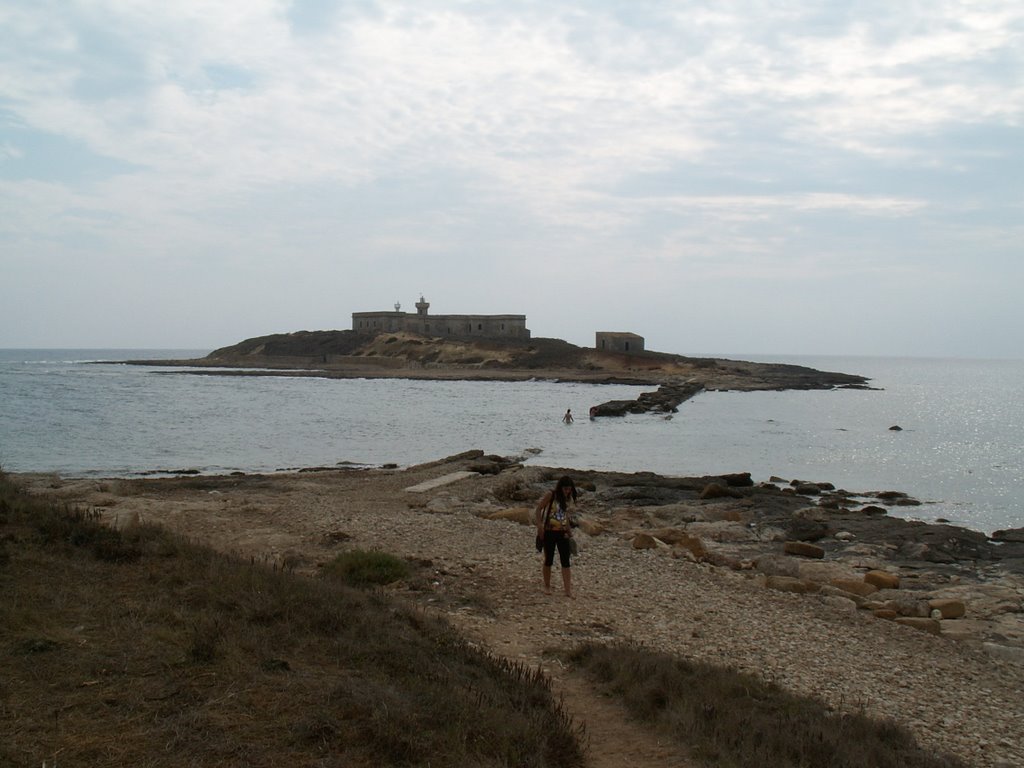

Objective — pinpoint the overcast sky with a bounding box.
[2,1,1022,358]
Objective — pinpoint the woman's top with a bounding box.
[544,499,572,532]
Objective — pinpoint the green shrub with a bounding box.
[322,549,411,587]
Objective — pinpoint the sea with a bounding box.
[0,349,1021,535]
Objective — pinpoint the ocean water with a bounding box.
[0,349,1021,534]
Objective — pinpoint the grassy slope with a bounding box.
[0,474,583,767]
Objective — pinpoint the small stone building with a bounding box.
[595,332,645,353]
[352,296,530,339]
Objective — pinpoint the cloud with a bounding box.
[0,1,1021,353]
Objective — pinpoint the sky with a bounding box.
[1,1,1022,358]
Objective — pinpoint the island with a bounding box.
[127,330,872,415]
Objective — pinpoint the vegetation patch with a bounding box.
[569,642,966,768]
[0,472,584,767]
[321,549,412,587]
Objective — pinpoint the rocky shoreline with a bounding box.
[18,451,1024,766]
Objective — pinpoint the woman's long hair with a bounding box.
[550,475,578,511]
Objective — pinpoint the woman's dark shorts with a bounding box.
[542,530,571,569]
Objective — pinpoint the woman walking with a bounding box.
[534,475,578,597]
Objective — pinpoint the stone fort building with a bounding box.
[352,296,530,339]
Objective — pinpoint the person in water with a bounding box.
[534,475,578,597]
[562,408,574,424]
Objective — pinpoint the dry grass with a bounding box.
[569,642,966,768]
[0,472,585,767]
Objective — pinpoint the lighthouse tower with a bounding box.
[415,295,430,316]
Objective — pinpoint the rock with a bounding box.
[889,425,903,431]
[671,534,709,562]
[468,460,503,475]
[686,521,757,543]
[819,585,867,607]
[876,491,907,501]
[786,517,829,542]
[864,570,901,590]
[765,575,821,594]
[829,578,879,597]
[640,527,685,544]
[577,519,606,536]
[820,594,859,612]
[928,598,966,619]
[873,609,898,620]
[754,554,801,578]
[793,484,822,496]
[859,505,888,515]
[591,382,704,417]
[834,530,856,541]
[870,592,930,617]
[484,507,533,525]
[894,617,941,635]
[699,483,743,500]
[784,541,825,559]
[992,527,1024,543]
[703,551,744,570]
[631,533,661,550]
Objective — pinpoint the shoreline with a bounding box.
[15,453,1024,767]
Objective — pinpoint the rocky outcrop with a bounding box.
[589,382,704,417]
[479,462,1024,655]
[125,331,872,394]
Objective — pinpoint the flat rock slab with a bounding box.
[404,471,478,493]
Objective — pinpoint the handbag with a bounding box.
[569,537,579,556]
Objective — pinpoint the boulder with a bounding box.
[703,551,745,570]
[829,578,879,597]
[784,541,825,559]
[786,517,829,542]
[992,527,1024,543]
[577,519,606,536]
[643,527,692,545]
[873,609,898,620]
[672,534,709,562]
[699,483,743,500]
[864,570,900,590]
[859,505,888,516]
[484,507,533,525]
[870,591,930,617]
[820,595,859,612]
[928,598,966,619]
[894,617,942,635]
[819,585,867,607]
[632,533,663,550]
